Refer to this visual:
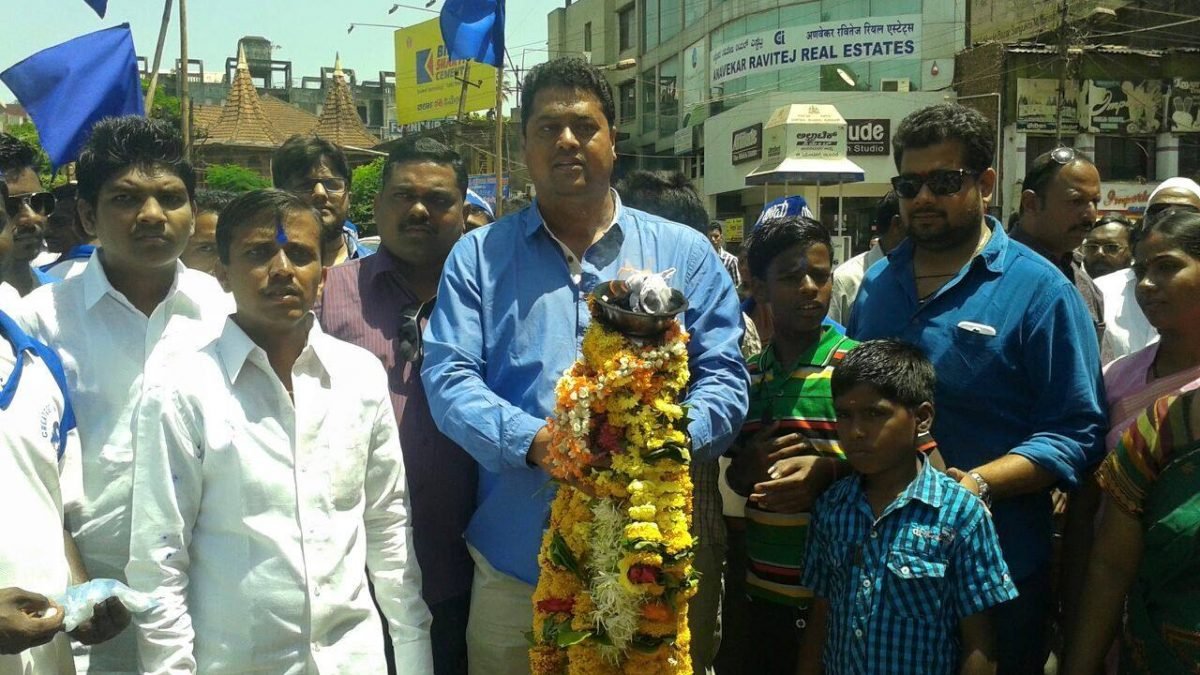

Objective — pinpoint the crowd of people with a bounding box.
[1,55,1198,675]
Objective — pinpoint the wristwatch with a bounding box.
[968,471,992,508]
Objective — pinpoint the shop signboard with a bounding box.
[1168,79,1200,133]
[722,216,744,243]
[731,123,762,164]
[846,118,890,155]
[1078,79,1164,135]
[1015,78,1079,133]
[394,18,498,125]
[1099,182,1158,214]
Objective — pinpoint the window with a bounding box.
[658,56,680,137]
[643,0,659,51]
[584,22,592,52]
[641,68,657,135]
[619,81,637,123]
[1095,136,1156,182]
[661,0,681,45]
[1024,135,1059,174]
[618,5,635,51]
[1179,135,1200,181]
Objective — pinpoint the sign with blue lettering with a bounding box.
[711,14,922,86]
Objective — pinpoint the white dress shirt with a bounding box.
[0,312,79,675]
[0,282,19,310]
[126,317,433,674]
[1094,267,1157,362]
[14,254,231,674]
[828,243,884,326]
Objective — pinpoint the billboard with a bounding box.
[394,18,498,125]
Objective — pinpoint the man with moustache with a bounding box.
[127,189,432,674]
[15,116,231,674]
[273,135,373,266]
[1081,215,1134,279]
[848,104,1105,675]
[422,57,748,675]
[317,137,475,675]
[1011,148,1111,361]
[0,134,55,296]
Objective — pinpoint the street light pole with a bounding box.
[179,0,191,160]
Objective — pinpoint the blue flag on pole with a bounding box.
[83,0,108,17]
[1,24,144,169]
[440,0,505,68]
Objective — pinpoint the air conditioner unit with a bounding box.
[880,78,911,93]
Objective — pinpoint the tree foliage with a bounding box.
[204,164,270,193]
[142,79,182,130]
[348,157,385,237]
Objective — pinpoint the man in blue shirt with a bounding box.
[848,104,1106,674]
[422,57,749,675]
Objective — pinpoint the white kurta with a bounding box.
[14,255,231,674]
[0,314,79,675]
[127,317,433,674]
[1094,267,1157,363]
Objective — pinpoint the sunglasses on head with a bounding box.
[5,191,56,217]
[1144,202,1200,219]
[890,169,979,199]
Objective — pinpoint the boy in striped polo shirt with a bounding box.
[727,215,856,674]
[798,340,1016,675]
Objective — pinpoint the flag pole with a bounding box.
[143,0,174,111]
[493,62,503,218]
[179,0,191,160]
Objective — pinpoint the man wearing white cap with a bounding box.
[1093,177,1200,360]
[463,189,495,232]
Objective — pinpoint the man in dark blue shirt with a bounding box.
[848,104,1106,674]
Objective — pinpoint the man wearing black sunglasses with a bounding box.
[848,104,1105,675]
[316,136,473,675]
[0,133,55,297]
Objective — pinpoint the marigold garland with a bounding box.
[531,301,695,674]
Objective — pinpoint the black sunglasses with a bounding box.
[891,169,979,199]
[5,191,56,217]
[397,301,435,363]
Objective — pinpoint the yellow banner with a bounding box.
[394,18,498,125]
[723,217,744,243]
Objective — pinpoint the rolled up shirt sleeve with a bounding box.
[1010,283,1107,489]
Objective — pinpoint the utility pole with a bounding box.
[494,63,504,218]
[179,0,191,160]
[143,0,175,112]
[1055,0,1070,144]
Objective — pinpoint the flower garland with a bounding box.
[531,304,695,674]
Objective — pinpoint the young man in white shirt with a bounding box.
[15,116,230,674]
[126,189,432,674]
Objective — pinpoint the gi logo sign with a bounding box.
[846,118,890,155]
[731,123,763,164]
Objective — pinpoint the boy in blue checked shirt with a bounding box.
[797,340,1017,675]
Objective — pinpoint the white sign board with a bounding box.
[1099,182,1159,214]
[711,14,922,86]
[762,104,847,163]
[682,38,708,117]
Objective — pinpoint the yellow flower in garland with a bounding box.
[530,301,694,674]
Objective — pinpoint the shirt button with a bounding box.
[870,530,879,539]
[854,628,864,639]
[861,579,871,589]
[901,566,911,577]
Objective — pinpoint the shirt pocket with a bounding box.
[882,549,948,619]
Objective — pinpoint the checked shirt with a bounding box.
[801,456,1017,675]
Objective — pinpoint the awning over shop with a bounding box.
[745,156,866,185]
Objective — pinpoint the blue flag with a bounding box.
[1,25,144,169]
[83,0,107,17]
[440,0,505,68]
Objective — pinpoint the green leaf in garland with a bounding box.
[555,629,594,647]
[549,533,583,578]
[644,444,688,463]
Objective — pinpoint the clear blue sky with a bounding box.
[0,0,562,101]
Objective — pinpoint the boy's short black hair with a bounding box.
[216,188,324,264]
[614,169,709,234]
[0,133,38,175]
[893,103,994,174]
[520,57,616,135]
[382,136,467,196]
[271,135,350,190]
[743,215,832,280]
[195,189,237,216]
[76,116,196,206]
[831,339,936,408]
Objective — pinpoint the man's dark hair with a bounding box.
[831,339,936,408]
[76,116,195,206]
[744,215,832,280]
[614,169,708,233]
[893,103,994,174]
[1093,213,1133,232]
[1022,149,1095,204]
[49,182,86,239]
[381,136,467,196]
[216,188,323,264]
[707,221,723,234]
[271,135,351,190]
[196,189,237,216]
[0,133,38,175]
[520,57,616,135]
[1141,209,1200,260]
[873,191,900,234]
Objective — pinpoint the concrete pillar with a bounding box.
[1157,131,1178,180]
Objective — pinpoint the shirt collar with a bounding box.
[524,188,624,239]
[216,314,330,386]
[889,214,1009,275]
[1009,225,1074,275]
[361,246,421,304]
[80,251,190,312]
[851,453,944,519]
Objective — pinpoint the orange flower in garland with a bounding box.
[531,290,694,674]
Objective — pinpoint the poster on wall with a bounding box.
[1168,79,1200,133]
[681,38,708,120]
[711,14,921,86]
[1015,78,1079,133]
[1078,79,1164,135]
